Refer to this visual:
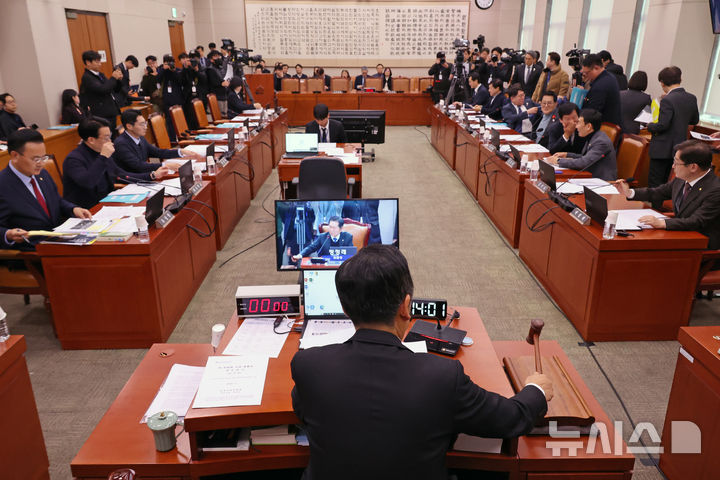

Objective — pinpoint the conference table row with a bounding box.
[35,109,289,350]
[430,106,707,342]
[71,307,636,480]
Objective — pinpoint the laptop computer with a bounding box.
[538,160,556,191]
[145,187,165,226]
[302,269,348,320]
[490,129,500,150]
[583,186,608,225]
[284,133,319,159]
[509,144,522,166]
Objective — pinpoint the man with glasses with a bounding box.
[63,118,170,209]
[0,129,91,250]
[114,109,200,174]
[616,140,720,248]
[530,92,558,144]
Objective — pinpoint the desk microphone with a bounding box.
[440,310,461,331]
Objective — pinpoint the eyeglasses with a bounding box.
[673,159,687,166]
[25,155,50,164]
[540,101,555,106]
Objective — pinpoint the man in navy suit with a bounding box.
[354,67,371,90]
[502,86,539,134]
[115,55,139,107]
[581,54,622,127]
[79,50,124,132]
[454,72,489,109]
[0,129,92,250]
[305,104,347,143]
[114,109,201,174]
[511,51,543,97]
[481,80,507,120]
[543,101,587,154]
[530,92,559,143]
[292,216,354,260]
[63,118,170,209]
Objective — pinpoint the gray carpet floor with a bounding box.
[2,126,718,479]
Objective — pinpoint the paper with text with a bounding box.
[141,364,205,423]
[193,356,269,408]
[223,318,289,358]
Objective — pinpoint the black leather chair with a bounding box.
[292,157,355,199]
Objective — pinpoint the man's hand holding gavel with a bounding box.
[525,372,554,401]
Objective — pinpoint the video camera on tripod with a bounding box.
[221,38,263,66]
[566,44,589,85]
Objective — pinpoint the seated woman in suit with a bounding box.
[619,71,652,134]
[340,70,351,80]
[60,89,88,125]
[227,76,262,118]
[382,67,393,92]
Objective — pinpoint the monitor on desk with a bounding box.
[538,160,556,190]
[583,186,608,225]
[178,160,194,195]
[509,144,522,165]
[286,133,319,154]
[145,187,165,226]
[275,198,399,271]
[490,129,500,150]
[329,110,385,144]
[227,128,235,155]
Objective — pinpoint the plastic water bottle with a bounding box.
[135,215,150,243]
[0,306,9,342]
[206,157,217,175]
[603,211,618,240]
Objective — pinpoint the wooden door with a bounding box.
[65,10,114,87]
[168,21,186,62]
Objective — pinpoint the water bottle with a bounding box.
[603,211,618,240]
[0,306,9,342]
[529,162,540,182]
[135,215,150,243]
[206,157,217,176]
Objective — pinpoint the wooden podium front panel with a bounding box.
[491,159,524,246]
[245,74,274,107]
[318,93,359,112]
[246,129,272,198]
[0,336,50,480]
[357,93,432,125]
[277,93,318,126]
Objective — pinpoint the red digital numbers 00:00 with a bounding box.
[247,298,290,313]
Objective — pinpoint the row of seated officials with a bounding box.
[273,64,396,92]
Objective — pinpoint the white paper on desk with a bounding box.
[54,218,114,233]
[499,145,511,153]
[159,178,182,195]
[299,319,356,349]
[104,217,139,234]
[500,134,530,142]
[484,123,508,130]
[114,184,155,195]
[559,178,620,195]
[515,143,550,153]
[402,341,428,353]
[318,142,337,150]
[141,364,205,423]
[615,209,668,231]
[93,206,146,220]
[335,153,360,164]
[690,130,715,142]
[634,108,653,124]
[181,145,213,156]
[240,109,263,114]
[556,183,585,195]
[223,318,289,358]
[192,355,269,408]
[453,434,503,454]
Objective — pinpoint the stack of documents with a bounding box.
[141,364,205,423]
[250,425,297,445]
[500,134,530,142]
[690,131,715,142]
[556,178,620,195]
[615,209,669,231]
[222,318,289,358]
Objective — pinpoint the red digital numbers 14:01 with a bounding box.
[247,298,290,313]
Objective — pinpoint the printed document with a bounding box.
[193,356,269,408]
[223,318,289,358]
[141,364,205,423]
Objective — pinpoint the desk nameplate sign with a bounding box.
[535,180,551,194]
[570,207,591,226]
[189,183,203,195]
[156,210,174,228]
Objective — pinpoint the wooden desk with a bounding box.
[72,308,633,479]
[519,182,707,341]
[277,144,363,199]
[277,92,432,126]
[0,336,50,480]
[660,326,720,479]
[37,183,217,349]
[430,107,458,169]
[1,127,81,172]
[270,108,289,168]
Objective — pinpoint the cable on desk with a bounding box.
[232,157,256,182]
[183,207,214,238]
[524,198,558,233]
[218,231,274,268]
[273,315,294,334]
[478,158,498,197]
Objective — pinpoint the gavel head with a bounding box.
[525,319,545,345]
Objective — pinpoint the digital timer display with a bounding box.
[410,298,448,321]
[237,296,301,317]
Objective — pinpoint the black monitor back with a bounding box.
[329,109,385,144]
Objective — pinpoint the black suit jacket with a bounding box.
[157,67,185,108]
[115,63,131,107]
[483,94,507,121]
[463,85,490,108]
[62,143,152,209]
[511,64,542,97]
[227,90,254,118]
[582,69,622,127]
[113,132,178,173]
[291,328,547,480]
[647,87,699,159]
[619,89,651,134]
[206,66,228,101]
[633,172,720,249]
[61,104,88,125]
[299,231,354,257]
[305,119,347,143]
[353,75,370,90]
[530,110,559,145]
[0,111,26,141]
[0,167,77,249]
[543,121,586,154]
[605,62,628,90]
[79,69,121,120]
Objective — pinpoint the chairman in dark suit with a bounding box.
[454,72,489,109]
[291,245,551,480]
[114,109,197,174]
[580,54,622,128]
[547,109,617,181]
[1,129,91,250]
[353,66,371,90]
[542,102,587,154]
[502,86,539,134]
[617,140,720,247]
[511,51,543,97]
[305,104,347,143]
[292,216,353,260]
[647,66,699,187]
[79,50,124,131]
[63,119,169,209]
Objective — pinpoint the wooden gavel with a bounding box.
[526,319,545,373]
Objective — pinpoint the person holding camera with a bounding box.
[532,52,570,103]
[156,54,185,140]
[206,50,230,116]
[140,56,163,113]
[177,53,205,129]
[487,47,511,85]
[115,55,139,107]
[79,50,124,134]
[428,52,452,103]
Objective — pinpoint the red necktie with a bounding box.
[30,177,50,217]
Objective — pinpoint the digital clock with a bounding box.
[410,298,448,321]
[235,284,301,318]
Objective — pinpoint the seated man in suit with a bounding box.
[0,94,28,141]
[453,71,489,109]
[291,244,552,479]
[1,129,92,250]
[293,64,308,80]
[530,92,558,143]
[546,109,617,181]
[313,67,332,91]
[372,64,384,78]
[353,66,370,90]
[502,86,539,135]
[542,101,586,154]
[63,118,170,209]
[481,79,507,119]
[114,109,200,174]
[291,216,353,260]
[617,140,720,241]
[305,103,347,143]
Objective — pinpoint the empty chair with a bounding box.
[364,77,382,91]
[282,78,300,93]
[331,77,351,92]
[207,93,228,123]
[306,78,324,93]
[149,112,172,149]
[168,106,213,138]
[192,98,211,128]
[418,77,434,93]
[393,78,410,93]
[293,157,355,199]
[600,122,622,150]
[616,134,649,183]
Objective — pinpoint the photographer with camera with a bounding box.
[178,53,206,129]
[156,54,185,140]
[487,47,511,85]
[532,52,570,103]
[79,50,124,135]
[206,50,230,116]
[140,55,162,113]
[511,51,542,98]
[114,55,139,107]
[428,52,452,104]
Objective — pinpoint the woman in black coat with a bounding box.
[619,71,652,134]
[60,89,88,124]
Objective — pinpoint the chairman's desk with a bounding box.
[36,183,217,350]
[660,326,720,479]
[519,182,707,341]
[0,336,50,480]
[277,143,363,199]
[71,307,634,480]
[276,92,433,126]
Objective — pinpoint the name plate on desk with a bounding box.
[535,180,551,194]
[189,183,203,195]
[156,210,174,228]
[570,207,591,226]
[505,159,518,169]
[217,157,229,168]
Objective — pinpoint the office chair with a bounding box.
[393,78,410,93]
[364,78,382,91]
[149,112,193,148]
[292,157,355,200]
[168,106,213,139]
[331,77,350,92]
[42,155,63,197]
[306,78,324,93]
[600,122,622,150]
[616,134,648,186]
[695,250,720,300]
[281,78,300,93]
[192,98,212,129]
[320,218,371,250]
[206,93,229,123]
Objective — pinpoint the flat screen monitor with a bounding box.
[329,110,386,144]
[583,186,608,225]
[275,198,399,271]
[538,160,556,190]
[227,128,235,155]
[178,160,194,195]
[490,129,500,150]
[145,187,165,226]
[712,0,720,33]
[509,144,522,165]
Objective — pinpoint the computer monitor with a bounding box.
[145,187,165,226]
[227,128,235,155]
[329,110,385,144]
[302,270,346,320]
[274,198,399,271]
[490,129,500,150]
[583,186,608,225]
[178,160,194,195]
[538,160,556,190]
[286,133,319,153]
[509,144,522,165]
